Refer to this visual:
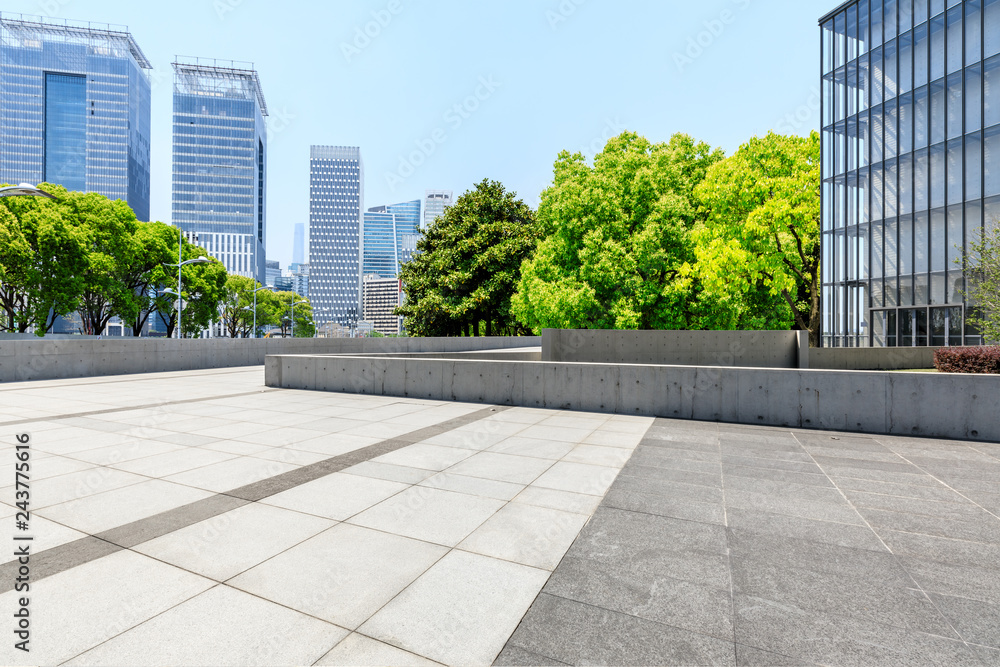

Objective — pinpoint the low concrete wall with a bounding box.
[542,329,802,368]
[811,346,940,370]
[266,355,1000,442]
[0,336,539,383]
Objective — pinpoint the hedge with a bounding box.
[934,346,1000,374]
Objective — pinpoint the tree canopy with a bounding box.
[398,179,539,337]
[965,221,1000,344]
[512,132,731,331]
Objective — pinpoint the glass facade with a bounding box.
[424,189,453,230]
[363,210,399,279]
[172,58,268,283]
[0,15,152,220]
[387,199,422,266]
[309,145,364,327]
[821,0,998,347]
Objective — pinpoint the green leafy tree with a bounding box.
[273,291,315,337]
[399,179,539,337]
[694,131,822,345]
[0,184,87,334]
[125,221,177,336]
[964,221,1000,344]
[218,275,258,338]
[513,132,727,331]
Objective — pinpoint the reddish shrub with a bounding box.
[934,346,1000,374]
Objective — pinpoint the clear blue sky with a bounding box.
[5,0,834,267]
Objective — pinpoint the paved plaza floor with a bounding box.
[0,367,998,666]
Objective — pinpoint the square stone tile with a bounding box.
[459,502,588,570]
[488,436,577,460]
[232,426,328,446]
[110,447,237,477]
[349,487,505,547]
[292,434,381,457]
[447,452,554,485]
[531,461,620,496]
[562,444,633,468]
[372,443,475,471]
[66,585,347,666]
[511,486,603,515]
[263,472,408,521]
[64,439,184,466]
[252,447,330,466]
[37,479,214,535]
[164,457,298,493]
[422,429,514,451]
[419,471,525,501]
[135,503,334,581]
[341,460,436,484]
[504,593,736,667]
[0,550,213,666]
[6,466,148,510]
[517,424,595,444]
[230,523,446,629]
[928,593,1000,648]
[581,430,647,448]
[316,633,440,666]
[359,550,550,666]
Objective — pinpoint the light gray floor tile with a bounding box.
[562,444,633,468]
[0,550,213,666]
[581,429,647,448]
[36,479,213,535]
[134,503,334,581]
[3,466,147,509]
[517,424,596,444]
[66,585,347,666]
[316,633,442,666]
[531,461,620,496]
[262,472,408,521]
[458,502,589,570]
[252,447,330,466]
[291,434,381,457]
[164,457,298,493]
[349,486,505,547]
[419,471,525,501]
[511,486,603,515]
[63,440,184,466]
[446,451,554,485]
[341,460,437,484]
[488,436,577,460]
[110,447,236,477]
[230,523,447,629]
[372,443,476,471]
[359,550,550,666]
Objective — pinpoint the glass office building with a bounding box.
[424,189,453,230]
[309,145,364,327]
[821,0,999,347]
[388,199,422,266]
[172,57,268,283]
[363,210,399,279]
[0,14,152,221]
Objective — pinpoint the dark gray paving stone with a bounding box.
[0,536,121,593]
[844,491,988,521]
[733,594,982,667]
[919,464,1000,484]
[857,507,1000,545]
[899,556,1000,604]
[794,433,881,448]
[506,593,736,667]
[929,593,1000,648]
[942,476,1000,495]
[819,466,942,486]
[812,455,922,474]
[725,507,886,552]
[963,491,1000,515]
[602,486,726,525]
[721,476,846,502]
[728,530,957,638]
[719,438,804,454]
[723,464,834,488]
[832,476,963,502]
[735,644,818,666]
[628,456,722,476]
[620,458,723,488]
[720,444,815,463]
[800,445,903,463]
[722,454,822,474]
[879,530,1000,571]
[725,489,864,526]
[543,554,734,640]
[636,444,722,462]
[492,645,569,666]
[975,644,1000,666]
[906,453,1000,469]
[643,432,721,449]
[613,472,725,506]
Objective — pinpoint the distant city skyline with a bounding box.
[0,1,832,269]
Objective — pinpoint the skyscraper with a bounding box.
[820,0,999,347]
[0,14,152,221]
[424,189,453,229]
[309,146,364,327]
[172,57,268,283]
[293,222,306,265]
[363,209,398,279]
[387,199,422,266]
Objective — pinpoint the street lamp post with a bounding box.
[251,285,272,339]
[0,183,56,199]
[164,228,209,339]
[289,300,308,338]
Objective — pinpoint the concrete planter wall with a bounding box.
[266,355,1000,442]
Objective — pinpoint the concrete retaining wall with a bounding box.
[542,329,802,368]
[0,337,539,383]
[811,346,940,370]
[266,355,1000,442]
